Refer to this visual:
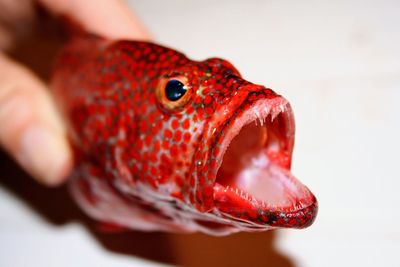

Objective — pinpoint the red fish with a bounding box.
[51,34,317,235]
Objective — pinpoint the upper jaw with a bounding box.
[209,96,318,229]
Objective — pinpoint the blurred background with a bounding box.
[1,0,399,266]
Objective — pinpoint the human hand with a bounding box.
[0,0,151,186]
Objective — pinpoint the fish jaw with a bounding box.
[196,90,317,229]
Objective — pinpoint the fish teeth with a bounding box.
[254,110,267,127]
[271,113,275,122]
[255,111,260,124]
[222,185,275,208]
[260,200,267,209]
[255,110,260,118]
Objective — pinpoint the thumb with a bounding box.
[0,53,72,186]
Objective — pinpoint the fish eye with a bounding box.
[165,79,187,101]
[156,76,191,111]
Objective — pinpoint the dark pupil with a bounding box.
[165,79,187,101]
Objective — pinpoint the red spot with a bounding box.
[160,153,170,164]
[131,164,139,176]
[213,147,220,157]
[162,140,169,150]
[183,132,192,142]
[210,159,216,169]
[153,140,160,153]
[248,210,257,219]
[134,93,141,102]
[150,125,158,135]
[142,162,149,172]
[149,153,158,163]
[248,94,258,101]
[261,214,269,222]
[205,107,214,116]
[198,174,205,185]
[171,191,184,200]
[139,104,147,114]
[186,106,195,114]
[156,120,163,129]
[134,50,141,58]
[204,95,212,105]
[170,145,178,157]
[104,116,112,126]
[148,111,156,124]
[203,197,213,208]
[140,121,147,132]
[174,130,182,142]
[146,175,157,188]
[180,143,187,152]
[182,119,190,129]
[101,129,110,139]
[276,218,285,226]
[171,119,180,130]
[175,175,184,187]
[130,152,141,164]
[144,135,152,147]
[149,53,156,61]
[197,109,205,120]
[136,139,143,150]
[158,175,169,184]
[205,172,214,184]
[164,129,173,139]
[196,190,202,203]
[150,166,158,176]
[194,96,202,105]
[226,78,233,87]
[204,185,213,197]
[189,194,195,203]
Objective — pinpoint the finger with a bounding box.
[0,0,35,50]
[38,0,152,40]
[0,53,72,186]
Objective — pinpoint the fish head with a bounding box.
[150,56,317,232]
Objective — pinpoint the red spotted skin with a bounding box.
[51,35,317,235]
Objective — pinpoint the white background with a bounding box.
[1,0,399,266]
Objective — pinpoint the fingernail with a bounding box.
[17,125,72,186]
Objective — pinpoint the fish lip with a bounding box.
[207,94,318,229]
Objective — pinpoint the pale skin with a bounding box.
[0,0,151,186]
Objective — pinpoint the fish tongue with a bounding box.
[214,152,313,214]
[235,153,294,209]
[236,151,313,211]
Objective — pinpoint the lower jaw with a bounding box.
[213,155,318,229]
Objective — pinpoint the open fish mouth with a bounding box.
[212,96,318,229]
